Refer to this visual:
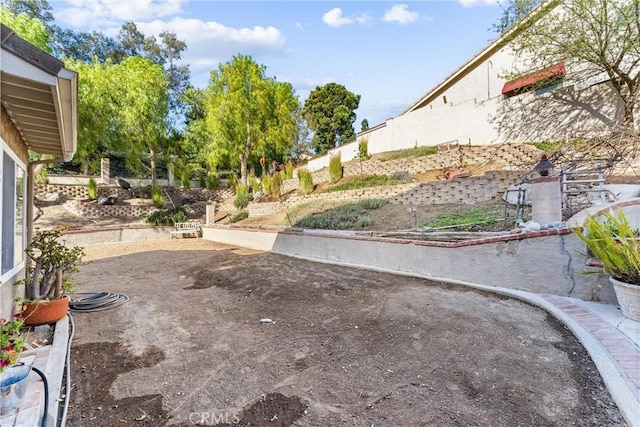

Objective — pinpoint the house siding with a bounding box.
[0,105,27,319]
[1,105,28,163]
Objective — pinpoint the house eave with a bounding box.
[0,24,77,161]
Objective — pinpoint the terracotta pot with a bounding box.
[23,296,69,326]
[609,277,640,322]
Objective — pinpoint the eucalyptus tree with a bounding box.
[204,55,299,186]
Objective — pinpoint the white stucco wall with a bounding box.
[304,30,630,173]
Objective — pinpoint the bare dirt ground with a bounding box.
[64,239,624,427]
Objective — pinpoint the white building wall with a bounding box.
[305,27,632,173]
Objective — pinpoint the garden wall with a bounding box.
[201,225,617,306]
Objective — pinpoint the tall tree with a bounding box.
[66,59,122,173]
[204,55,299,186]
[291,109,312,164]
[0,6,51,51]
[67,57,168,183]
[1,0,54,34]
[303,83,360,154]
[55,28,120,63]
[114,57,168,186]
[157,30,190,130]
[361,118,369,132]
[492,0,539,34]
[179,86,209,166]
[508,0,639,128]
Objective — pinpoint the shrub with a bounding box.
[87,177,98,200]
[248,174,260,193]
[294,199,386,230]
[329,153,343,183]
[140,207,189,226]
[261,174,273,195]
[285,162,294,179]
[207,173,219,190]
[327,175,399,193]
[297,168,314,194]
[359,198,387,210]
[227,173,238,189]
[380,146,438,162]
[151,186,165,208]
[358,138,370,161]
[199,170,206,187]
[272,172,282,198]
[228,210,249,224]
[234,184,252,209]
[181,166,191,189]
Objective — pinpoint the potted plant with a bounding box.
[0,311,31,414]
[18,229,85,326]
[574,209,640,321]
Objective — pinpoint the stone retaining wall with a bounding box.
[389,170,522,205]
[63,200,157,218]
[249,202,285,217]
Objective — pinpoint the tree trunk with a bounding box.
[240,153,248,187]
[150,147,157,188]
[240,123,252,187]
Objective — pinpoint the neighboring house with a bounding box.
[306,2,633,172]
[0,24,77,319]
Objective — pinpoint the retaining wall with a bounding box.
[201,225,617,306]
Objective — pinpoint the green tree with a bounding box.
[66,59,121,173]
[179,86,209,166]
[0,6,51,52]
[67,57,167,182]
[303,83,360,154]
[114,57,168,186]
[361,118,369,132]
[204,55,299,186]
[291,109,312,164]
[492,0,539,34]
[508,0,639,128]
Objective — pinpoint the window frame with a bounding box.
[0,137,27,284]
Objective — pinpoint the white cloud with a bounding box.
[355,12,373,25]
[458,0,500,7]
[54,0,184,29]
[383,4,419,24]
[322,8,353,27]
[134,17,287,88]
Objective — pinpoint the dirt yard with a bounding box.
[64,239,623,427]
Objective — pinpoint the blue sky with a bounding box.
[49,0,504,127]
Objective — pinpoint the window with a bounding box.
[502,63,566,98]
[1,140,26,282]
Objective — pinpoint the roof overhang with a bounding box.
[1,24,77,161]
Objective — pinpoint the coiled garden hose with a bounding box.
[69,292,129,312]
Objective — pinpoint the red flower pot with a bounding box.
[23,296,69,326]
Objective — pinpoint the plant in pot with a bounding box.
[18,229,85,326]
[574,209,640,321]
[0,310,31,414]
